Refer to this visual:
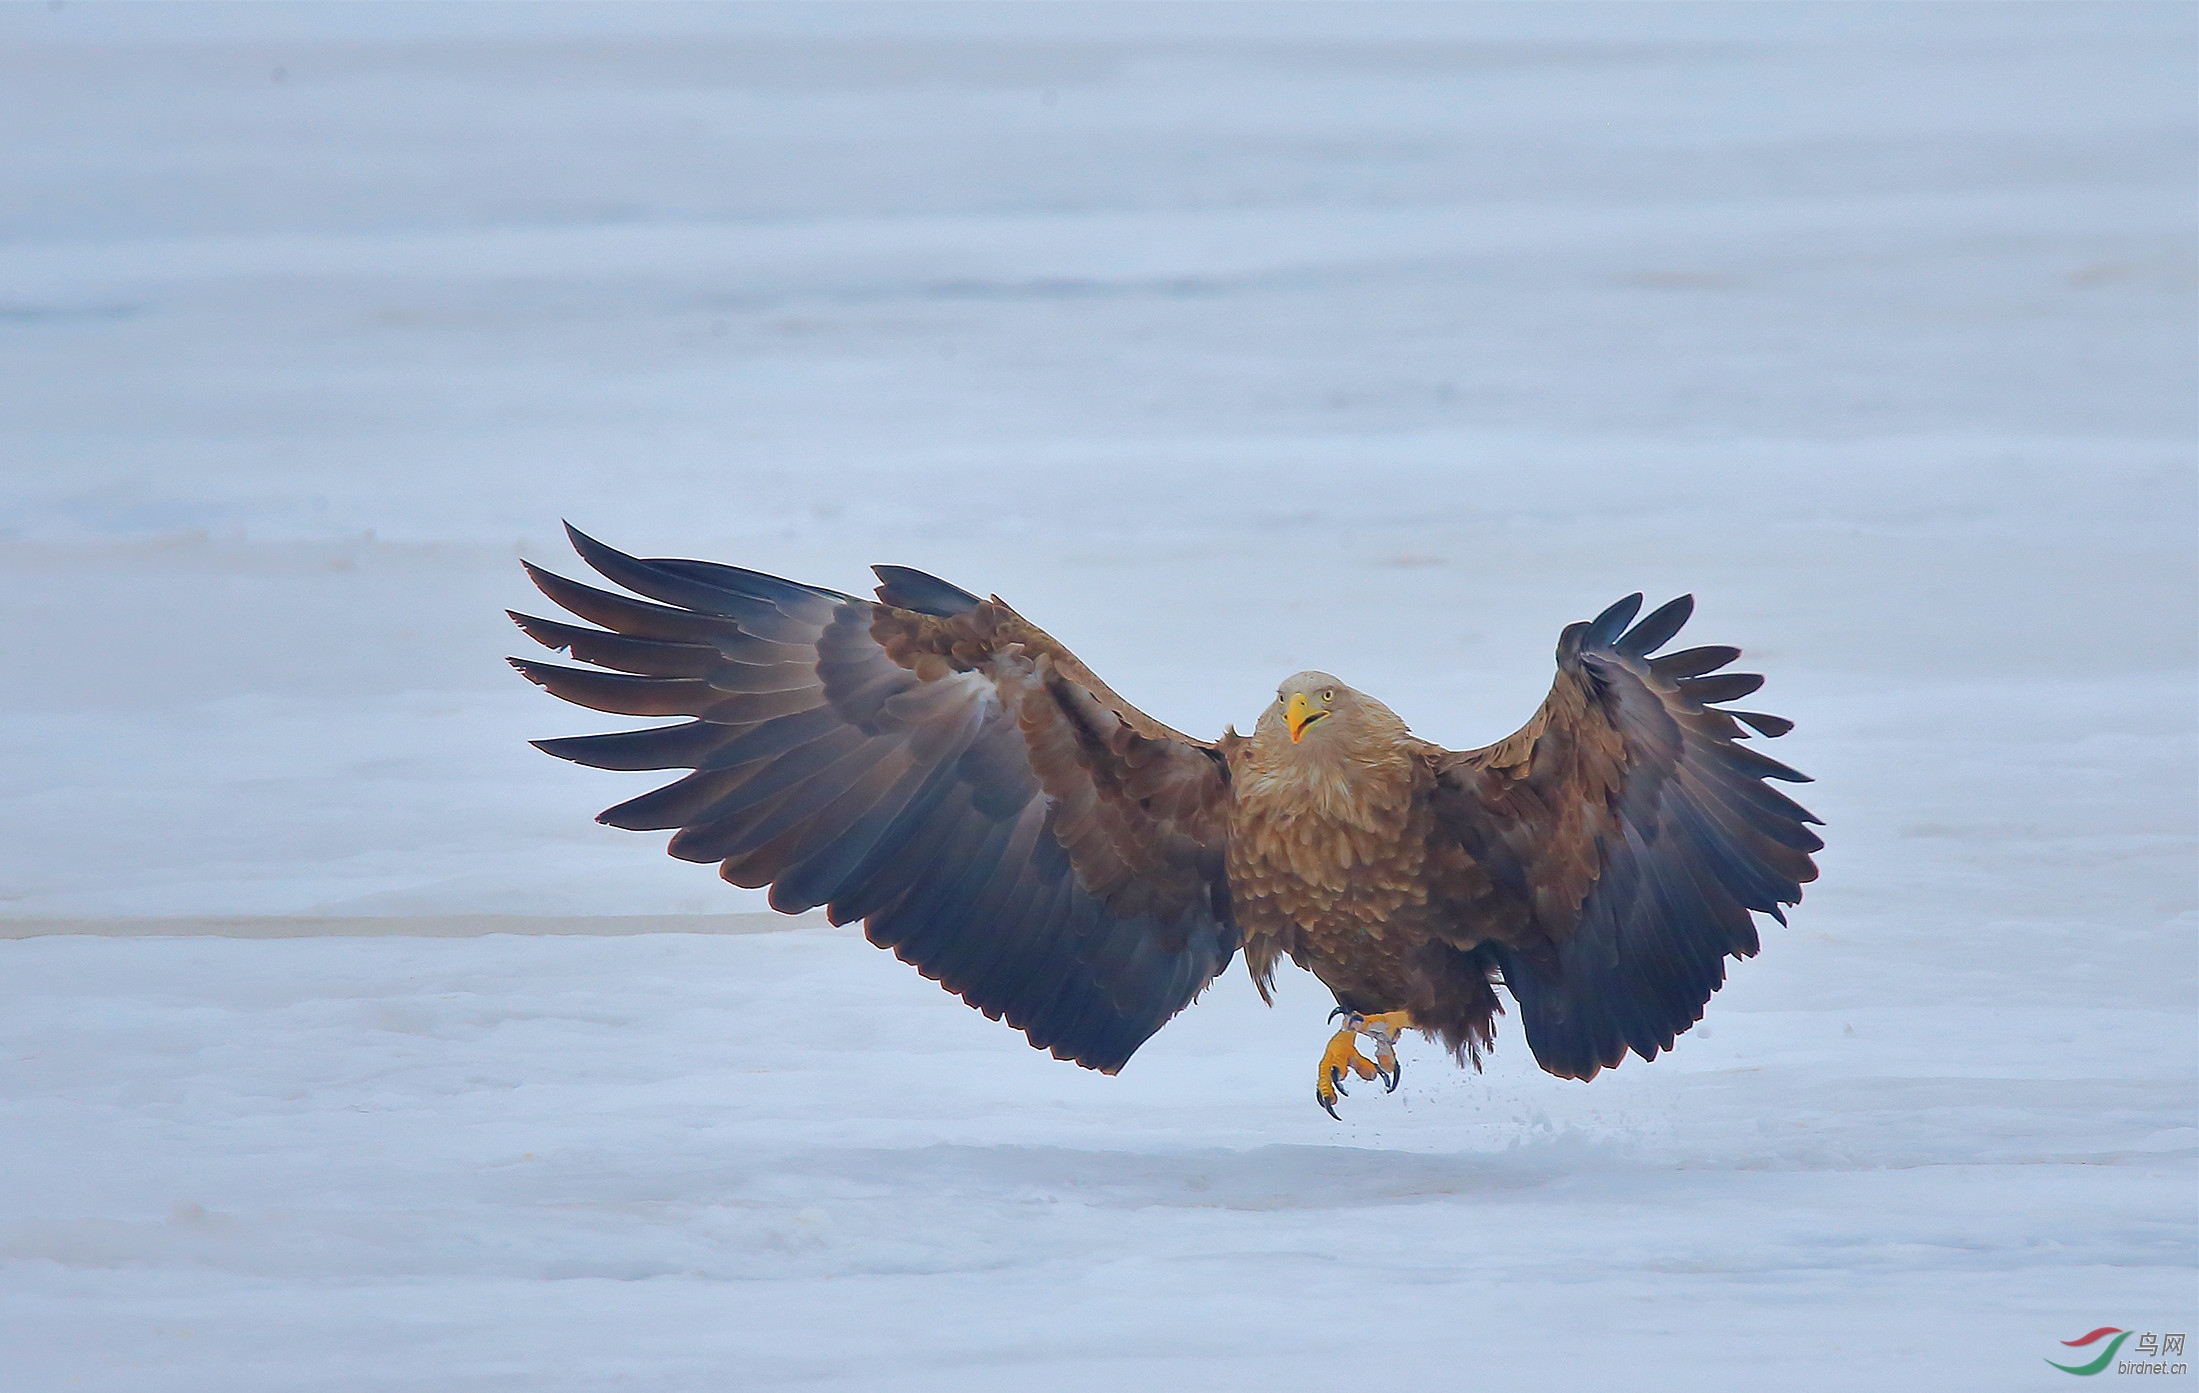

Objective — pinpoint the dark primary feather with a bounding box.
[871,564,982,617]
[508,611,721,678]
[1616,595,1694,657]
[1729,710,1795,738]
[511,528,1237,1073]
[1437,595,1821,1081]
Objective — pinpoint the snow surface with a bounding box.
[0,3,2192,1389]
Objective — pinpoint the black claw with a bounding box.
[1383,1059,1401,1093]
[1320,1092,1341,1121]
[1328,1066,1348,1098]
[1329,1006,1351,1023]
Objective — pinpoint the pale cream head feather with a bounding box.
[1242,672,1416,821]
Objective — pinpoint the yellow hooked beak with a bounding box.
[1286,692,1327,743]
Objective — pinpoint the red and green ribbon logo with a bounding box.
[2049,1328,2132,1376]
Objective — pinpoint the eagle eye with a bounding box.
[1322,689,1334,702]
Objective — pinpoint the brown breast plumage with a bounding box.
[1223,735,1454,1006]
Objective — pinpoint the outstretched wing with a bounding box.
[510,526,1237,1073]
[1434,594,1822,1080]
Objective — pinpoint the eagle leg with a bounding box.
[1315,1025,1381,1119]
[1360,1010,1412,1091]
[1322,1008,1415,1112]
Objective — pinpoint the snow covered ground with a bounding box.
[0,4,2191,1389]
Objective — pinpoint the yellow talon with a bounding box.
[1358,1010,1411,1087]
[1314,1025,1380,1118]
[1355,1009,1414,1040]
[1317,1009,1416,1115]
